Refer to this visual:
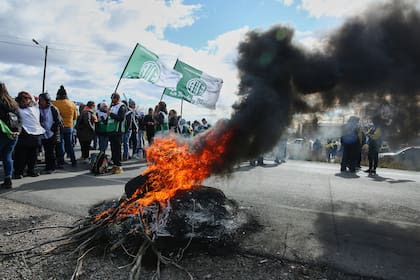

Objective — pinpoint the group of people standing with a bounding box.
[1,82,213,189]
[0,83,81,188]
[340,116,383,175]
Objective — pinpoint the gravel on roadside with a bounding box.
[0,197,380,280]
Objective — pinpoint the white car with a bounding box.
[379,146,420,171]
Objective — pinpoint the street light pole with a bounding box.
[32,39,48,93]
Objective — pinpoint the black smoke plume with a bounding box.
[204,0,419,173]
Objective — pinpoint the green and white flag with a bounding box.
[121,43,182,89]
[163,60,223,109]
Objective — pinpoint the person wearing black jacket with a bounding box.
[142,107,155,146]
[0,82,21,188]
[107,93,127,173]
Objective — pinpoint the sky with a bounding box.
[0,0,400,123]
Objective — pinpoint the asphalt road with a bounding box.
[1,155,419,280]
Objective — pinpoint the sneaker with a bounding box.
[83,159,90,164]
[112,166,123,174]
[27,172,40,177]
[364,169,371,173]
[13,174,23,179]
[56,165,64,169]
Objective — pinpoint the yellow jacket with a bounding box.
[53,99,78,128]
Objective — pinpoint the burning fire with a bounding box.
[96,127,232,222]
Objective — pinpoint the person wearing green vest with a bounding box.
[107,93,126,174]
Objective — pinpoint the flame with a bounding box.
[97,128,232,222]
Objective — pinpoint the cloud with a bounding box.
[297,0,391,18]
[280,0,295,6]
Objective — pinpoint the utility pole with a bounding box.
[32,39,48,93]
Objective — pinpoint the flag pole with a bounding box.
[114,43,138,93]
[159,89,165,102]
[180,98,184,117]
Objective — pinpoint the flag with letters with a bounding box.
[122,43,182,89]
[163,60,223,109]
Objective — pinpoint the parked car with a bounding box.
[379,146,420,171]
[287,138,311,160]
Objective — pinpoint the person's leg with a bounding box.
[138,130,144,152]
[98,135,108,153]
[367,150,373,173]
[42,139,55,171]
[113,133,123,166]
[80,140,90,160]
[26,146,39,176]
[92,134,98,150]
[373,150,379,173]
[0,136,17,185]
[122,131,131,161]
[340,144,349,171]
[348,143,358,172]
[63,128,76,165]
[257,156,264,166]
[56,132,65,166]
[13,145,26,177]
[130,131,137,158]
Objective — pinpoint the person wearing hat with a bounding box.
[53,85,78,167]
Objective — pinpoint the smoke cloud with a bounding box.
[203,0,420,173]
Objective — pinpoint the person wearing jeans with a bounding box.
[53,85,78,167]
[0,82,21,189]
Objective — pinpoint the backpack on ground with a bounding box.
[90,152,110,175]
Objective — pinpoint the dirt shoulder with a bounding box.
[0,197,379,280]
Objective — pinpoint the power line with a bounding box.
[0,38,128,58]
[0,40,35,48]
